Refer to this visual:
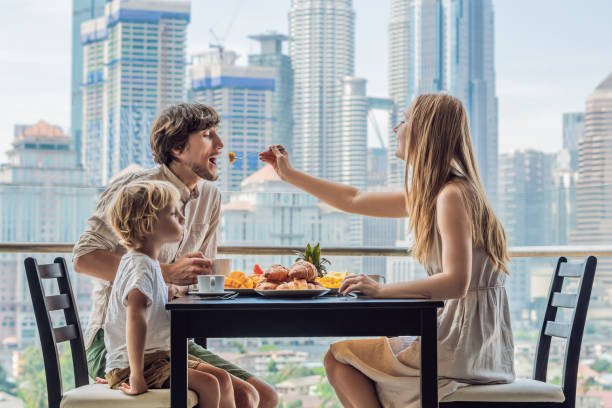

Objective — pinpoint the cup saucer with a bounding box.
[187,290,235,297]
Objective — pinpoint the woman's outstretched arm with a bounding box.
[260,145,408,218]
[340,184,472,299]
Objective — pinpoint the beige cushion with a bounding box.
[60,383,198,407]
[440,378,565,403]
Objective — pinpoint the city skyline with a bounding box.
[2,0,612,161]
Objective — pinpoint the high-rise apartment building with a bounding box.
[387,0,498,200]
[367,147,388,187]
[551,149,578,246]
[289,0,355,179]
[71,0,106,165]
[498,150,555,247]
[81,0,190,185]
[572,73,612,294]
[498,150,557,323]
[248,32,294,154]
[563,112,585,151]
[189,50,275,192]
[334,77,368,189]
[0,121,99,363]
[562,112,585,171]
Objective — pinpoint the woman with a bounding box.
[259,93,515,407]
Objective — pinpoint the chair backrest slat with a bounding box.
[38,263,64,279]
[558,262,584,277]
[24,257,90,408]
[544,321,570,338]
[46,294,71,311]
[53,325,78,343]
[551,292,577,309]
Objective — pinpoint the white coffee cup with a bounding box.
[198,275,226,293]
[212,258,232,276]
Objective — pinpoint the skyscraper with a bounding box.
[387,0,498,199]
[367,147,388,187]
[0,121,99,353]
[551,149,577,246]
[562,112,585,171]
[334,77,368,189]
[189,50,275,192]
[81,0,190,185]
[336,77,368,251]
[387,0,410,189]
[571,72,612,294]
[289,0,355,179]
[498,150,555,247]
[248,32,294,154]
[71,0,106,166]
[498,150,557,323]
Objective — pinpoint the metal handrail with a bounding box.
[0,242,611,258]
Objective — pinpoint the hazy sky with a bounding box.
[1,0,611,162]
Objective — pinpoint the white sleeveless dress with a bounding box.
[330,228,515,407]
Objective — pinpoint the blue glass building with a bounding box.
[248,33,294,155]
[81,0,190,185]
[71,0,107,166]
[189,50,275,192]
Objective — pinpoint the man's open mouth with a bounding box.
[209,157,217,166]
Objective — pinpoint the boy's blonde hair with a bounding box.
[107,180,181,248]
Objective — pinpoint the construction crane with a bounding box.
[209,28,226,58]
[209,0,245,59]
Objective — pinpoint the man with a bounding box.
[73,103,278,407]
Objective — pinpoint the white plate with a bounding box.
[230,288,256,295]
[187,290,236,297]
[255,289,329,298]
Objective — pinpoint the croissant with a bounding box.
[288,261,318,282]
[264,264,290,282]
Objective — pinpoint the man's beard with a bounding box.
[189,160,218,181]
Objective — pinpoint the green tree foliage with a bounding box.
[0,365,16,395]
[267,359,278,373]
[229,340,246,354]
[263,363,315,385]
[286,400,303,408]
[590,358,612,373]
[17,347,46,408]
[258,344,279,352]
[17,344,75,408]
[315,380,341,408]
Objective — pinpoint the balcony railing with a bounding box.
[1,242,612,257]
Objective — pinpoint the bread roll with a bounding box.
[288,261,317,282]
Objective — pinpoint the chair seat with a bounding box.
[440,378,565,403]
[60,383,198,407]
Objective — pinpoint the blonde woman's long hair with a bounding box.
[404,93,509,274]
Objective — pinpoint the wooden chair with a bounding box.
[24,256,198,408]
[440,256,597,408]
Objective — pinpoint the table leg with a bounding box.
[171,311,188,408]
[420,308,438,408]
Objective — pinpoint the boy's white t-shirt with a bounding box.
[104,252,170,372]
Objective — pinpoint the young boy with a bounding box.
[103,180,233,408]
